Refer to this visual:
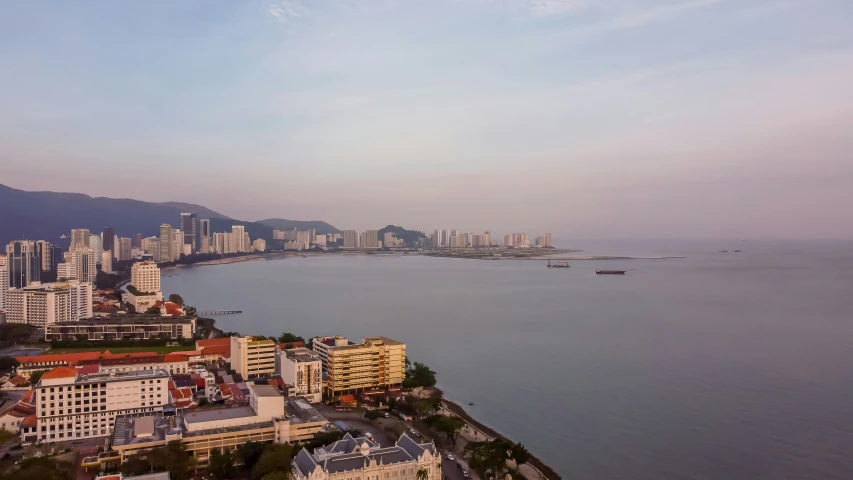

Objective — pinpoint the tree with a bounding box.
[260,473,289,480]
[208,448,236,480]
[409,362,437,388]
[237,441,266,471]
[464,439,512,477]
[145,306,161,315]
[0,356,19,370]
[251,443,293,480]
[425,415,465,447]
[29,370,47,386]
[365,410,383,422]
[168,294,185,306]
[417,467,429,480]
[142,440,196,480]
[511,443,531,466]
[120,456,153,476]
[278,332,304,343]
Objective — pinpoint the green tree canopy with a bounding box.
[277,332,304,343]
[251,443,294,480]
[0,355,19,370]
[145,306,161,314]
[168,293,185,305]
[29,370,47,386]
[405,361,437,388]
[511,443,531,465]
[364,410,384,421]
[236,441,266,471]
[425,414,465,447]
[208,448,236,480]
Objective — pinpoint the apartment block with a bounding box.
[276,348,322,403]
[44,315,195,342]
[5,281,93,328]
[231,336,276,379]
[311,336,406,396]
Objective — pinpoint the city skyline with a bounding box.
[2,1,852,239]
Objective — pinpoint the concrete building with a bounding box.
[5,281,93,328]
[311,336,406,396]
[70,229,91,251]
[45,316,195,342]
[56,263,72,280]
[19,367,171,444]
[6,240,41,288]
[252,238,267,252]
[343,230,360,249]
[36,240,53,272]
[101,251,114,274]
[116,237,132,261]
[70,247,97,283]
[132,233,143,249]
[276,348,322,403]
[158,224,174,262]
[172,229,185,260]
[362,230,380,249]
[314,235,327,247]
[180,213,198,253]
[284,241,306,251]
[0,255,7,312]
[200,219,211,253]
[131,262,161,294]
[213,232,227,254]
[141,237,160,258]
[231,336,276,379]
[292,433,441,480]
[108,388,326,466]
[231,226,247,253]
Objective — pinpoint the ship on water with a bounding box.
[596,269,627,275]
[547,260,570,268]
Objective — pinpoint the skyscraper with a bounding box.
[231,226,246,253]
[102,227,115,252]
[132,233,143,249]
[6,240,41,288]
[70,229,91,251]
[363,230,380,249]
[70,247,97,283]
[0,254,8,312]
[180,213,198,253]
[36,240,53,272]
[343,230,360,249]
[116,237,132,261]
[159,224,174,263]
[200,219,211,253]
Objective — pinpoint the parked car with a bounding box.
[384,412,390,418]
[457,462,463,470]
[446,454,455,461]
[462,470,470,479]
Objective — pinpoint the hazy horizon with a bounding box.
[2,1,852,239]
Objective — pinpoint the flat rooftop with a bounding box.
[252,384,281,397]
[49,315,192,326]
[286,398,325,424]
[183,405,256,424]
[76,369,170,385]
[285,349,320,363]
[112,412,276,447]
[363,336,404,346]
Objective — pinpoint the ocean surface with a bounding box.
[162,239,853,479]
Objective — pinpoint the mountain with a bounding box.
[0,184,336,246]
[377,225,426,245]
[257,218,341,235]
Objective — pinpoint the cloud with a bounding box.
[606,0,723,30]
[268,1,310,23]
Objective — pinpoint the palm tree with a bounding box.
[417,467,429,480]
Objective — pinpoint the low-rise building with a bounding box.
[109,385,326,465]
[292,432,441,480]
[19,367,171,444]
[231,336,276,379]
[311,336,406,396]
[76,353,190,376]
[44,315,195,342]
[276,347,322,403]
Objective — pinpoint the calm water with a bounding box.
[162,239,853,479]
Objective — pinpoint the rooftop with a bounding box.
[48,315,192,326]
[284,348,320,363]
[252,384,281,397]
[285,398,325,424]
[363,336,404,346]
[183,405,256,424]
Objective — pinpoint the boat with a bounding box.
[596,269,627,275]
[547,260,570,268]
[734,249,742,253]
[468,402,475,406]
[718,250,728,253]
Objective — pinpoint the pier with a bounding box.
[197,310,243,316]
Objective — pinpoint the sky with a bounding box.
[1,0,852,238]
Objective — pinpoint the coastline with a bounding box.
[437,392,562,480]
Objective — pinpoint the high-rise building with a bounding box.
[275,348,322,403]
[132,233,143,248]
[362,230,380,249]
[231,226,246,253]
[342,230,359,249]
[230,336,276,379]
[101,251,113,274]
[70,247,97,283]
[102,227,115,252]
[172,230,185,259]
[199,219,211,253]
[70,229,91,251]
[296,230,311,245]
[180,213,198,252]
[213,232,227,254]
[116,237,132,261]
[141,237,160,258]
[243,232,250,253]
[89,235,103,261]
[6,240,41,288]
[0,254,7,312]
[252,239,266,252]
[4,280,93,328]
[159,224,174,263]
[313,235,327,247]
[131,262,161,294]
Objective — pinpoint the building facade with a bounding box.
[70,247,97,283]
[45,316,195,342]
[231,336,276,379]
[158,224,174,262]
[20,367,171,444]
[180,213,198,253]
[70,229,91,251]
[117,237,133,261]
[343,230,360,249]
[5,281,93,328]
[200,219,211,253]
[276,348,322,403]
[131,262,161,294]
[311,336,406,396]
[6,240,41,288]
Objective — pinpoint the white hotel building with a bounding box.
[20,366,170,444]
[5,281,93,329]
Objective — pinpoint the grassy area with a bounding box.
[48,345,191,354]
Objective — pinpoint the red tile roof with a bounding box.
[163,354,189,363]
[20,390,36,405]
[75,364,100,375]
[9,375,28,387]
[197,337,231,348]
[200,345,229,356]
[16,351,101,366]
[41,366,79,380]
[21,415,37,426]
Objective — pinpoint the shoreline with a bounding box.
[436,392,561,480]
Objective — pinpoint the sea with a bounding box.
[162,239,853,479]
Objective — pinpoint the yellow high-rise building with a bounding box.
[312,336,406,397]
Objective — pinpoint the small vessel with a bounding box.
[734,249,742,253]
[547,260,570,268]
[718,250,728,253]
[596,269,627,275]
[468,402,475,406]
